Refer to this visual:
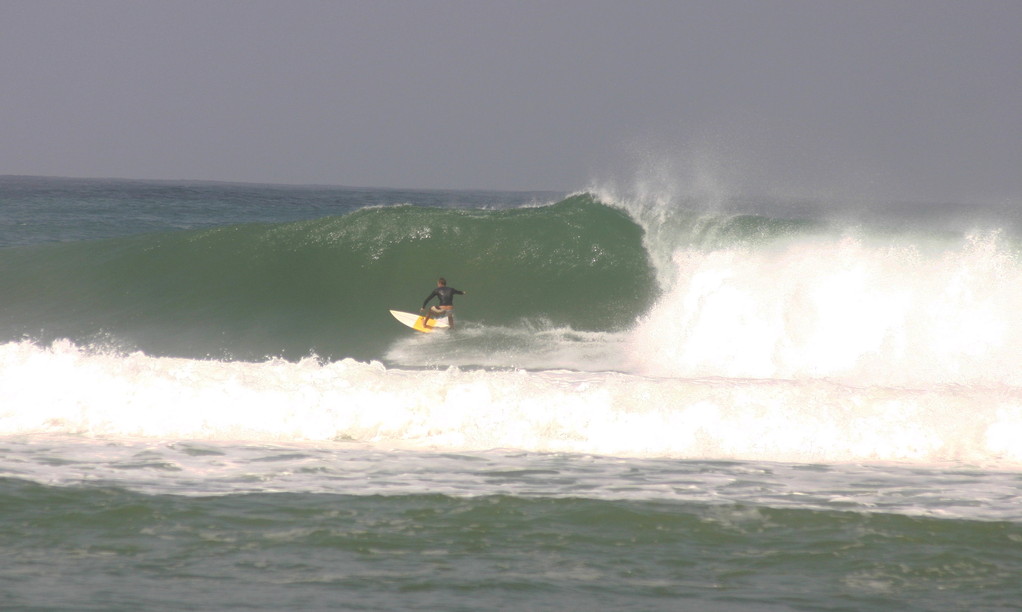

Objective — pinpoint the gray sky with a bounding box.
[2,1,1020,203]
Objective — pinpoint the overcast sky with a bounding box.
[2,0,1019,203]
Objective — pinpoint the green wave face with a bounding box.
[0,195,658,361]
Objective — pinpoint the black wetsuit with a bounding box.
[422,286,463,310]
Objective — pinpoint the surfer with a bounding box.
[421,277,465,329]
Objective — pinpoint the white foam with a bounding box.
[626,233,1022,387]
[3,340,1021,468]
[384,321,629,372]
[592,177,1022,388]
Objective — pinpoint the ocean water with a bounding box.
[1,175,1021,611]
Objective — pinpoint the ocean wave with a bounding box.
[0,195,657,361]
[5,184,1022,389]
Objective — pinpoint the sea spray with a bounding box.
[589,180,1022,386]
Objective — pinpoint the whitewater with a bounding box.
[4,337,1022,468]
[1,176,1021,611]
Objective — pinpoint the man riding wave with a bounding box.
[421,277,465,329]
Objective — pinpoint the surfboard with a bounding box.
[389,309,450,333]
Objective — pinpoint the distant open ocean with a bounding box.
[2,175,1020,611]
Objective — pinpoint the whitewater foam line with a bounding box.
[3,340,1021,467]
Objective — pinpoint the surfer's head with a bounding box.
[437,277,447,286]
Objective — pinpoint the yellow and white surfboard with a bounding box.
[389,310,450,333]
